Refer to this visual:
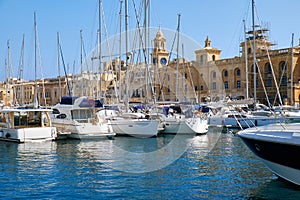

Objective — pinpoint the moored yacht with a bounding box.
[108,112,160,138]
[0,108,57,143]
[237,123,300,185]
[158,102,208,135]
[51,96,115,140]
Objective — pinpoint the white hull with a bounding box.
[261,158,300,185]
[0,127,57,143]
[224,116,284,128]
[163,117,208,134]
[52,120,115,140]
[110,119,159,138]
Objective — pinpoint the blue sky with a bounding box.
[1,0,299,81]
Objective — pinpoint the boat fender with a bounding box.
[51,129,56,138]
[5,133,11,138]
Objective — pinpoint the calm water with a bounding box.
[1,130,300,199]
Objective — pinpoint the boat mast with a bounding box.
[33,11,39,108]
[6,40,11,106]
[251,0,257,103]
[290,33,294,105]
[57,32,62,100]
[80,30,84,96]
[119,0,123,102]
[243,20,249,100]
[175,13,181,102]
[125,0,129,112]
[98,0,102,99]
[19,34,25,106]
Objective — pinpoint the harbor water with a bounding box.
[1,130,300,199]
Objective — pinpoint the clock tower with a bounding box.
[151,29,169,68]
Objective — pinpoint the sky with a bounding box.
[1,0,300,81]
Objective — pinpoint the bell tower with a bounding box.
[151,29,169,68]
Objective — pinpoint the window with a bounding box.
[247,48,252,54]
[152,58,157,64]
[280,61,286,71]
[200,85,204,91]
[212,71,216,79]
[267,77,272,87]
[224,70,228,77]
[212,55,216,61]
[236,69,241,76]
[282,76,287,86]
[212,82,216,90]
[168,85,170,93]
[237,80,241,89]
[195,86,198,91]
[265,63,272,74]
[224,81,229,90]
[185,73,188,79]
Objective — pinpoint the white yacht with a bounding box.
[237,123,300,185]
[51,96,115,140]
[0,108,57,143]
[158,102,208,135]
[108,112,160,138]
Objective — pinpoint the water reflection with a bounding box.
[1,131,300,199]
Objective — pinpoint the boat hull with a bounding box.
[0,127,57,143]
[110,119,159,138]
[52,120,115,140]
[163,117,208,134]
[238,123,300,185]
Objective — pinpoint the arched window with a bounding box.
[212,55,216,61]
[247,48,252,54]
[236,69,241,76]
[265,62,272,74]
[280,61,287,71]
[161,42,164,49]
[224,70,228,77]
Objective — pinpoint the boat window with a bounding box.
[13,111,41,127]
[71,109,93,121]
[52,109,60,114]
[56,114,67,119]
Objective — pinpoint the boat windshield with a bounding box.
[11,111,47,128]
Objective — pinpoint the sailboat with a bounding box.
[237,0,300,186]
[0,12,57,143]
[107,0,159,138]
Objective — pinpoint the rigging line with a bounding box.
[59,44,71,96]
[131,0,157,105]
[101,2,119,101]
[186,46,198,103]
[248,40,271,107]
[35,26,47,106]
[255,21,283,106]
[273,36,294,106]
[157,26,178,100]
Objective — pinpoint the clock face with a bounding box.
[160,57,167,65]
